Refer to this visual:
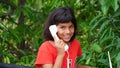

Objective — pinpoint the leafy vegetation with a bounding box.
[0,0,120,68]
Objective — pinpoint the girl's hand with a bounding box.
[55,39,66,56]
[53,36,66,56]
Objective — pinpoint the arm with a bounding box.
[53,54,64,68]
[42,40,66,68]
[42,54,64,68]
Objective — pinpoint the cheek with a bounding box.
[57,30,63,36]
[72,28,75,32]
[57,29,75,37]
[71,28,75,34]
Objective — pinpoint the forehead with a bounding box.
[57,21,73,26]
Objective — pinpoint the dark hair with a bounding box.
[43,6,77,42]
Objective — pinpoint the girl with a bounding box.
[35,6,92,68]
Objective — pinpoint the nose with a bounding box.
[65,28,70,33]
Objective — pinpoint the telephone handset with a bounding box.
[49,25,69,51]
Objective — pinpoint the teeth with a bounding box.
[64,35,71,38]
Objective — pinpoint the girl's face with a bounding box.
[57,21,74,43]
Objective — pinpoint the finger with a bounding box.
[59,40,66,48]
[55,40,63,47]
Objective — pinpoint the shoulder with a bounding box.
[38,41,51,50]
[38,41,56,52]
[71,39,80,45]
[41,41,50,46]
[69,39,81,49]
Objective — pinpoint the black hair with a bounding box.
[43,6,77,42]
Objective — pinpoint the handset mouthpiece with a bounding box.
[64,45,69,51]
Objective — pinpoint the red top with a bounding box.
[35,39,82,68]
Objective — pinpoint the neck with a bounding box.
[49,40,70,46]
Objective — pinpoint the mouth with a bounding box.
[63,35,71,40]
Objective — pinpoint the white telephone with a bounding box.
[49,25,69,51]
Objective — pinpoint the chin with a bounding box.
[64,39,70,43]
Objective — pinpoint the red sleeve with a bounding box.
[77,43,82,56]
[74,39,82,56]
[35,43,53,68]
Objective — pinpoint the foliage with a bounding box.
[76,0,120,68]
[0,0,120,68]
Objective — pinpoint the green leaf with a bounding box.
[85,56,91,65]
[19,49,26,55]
[91,16,106,30]
[89,14,102,25]
[116,37,120,48]
[91,43,102,53]
[0,22,5,29]
[99,28,109,40]
[113,8,120,17]
[98,20,110,34]
[10,0,18,6]
[3,56,10,64]
[50,0,59,10]
[115,52,120,62]
[33,38,39,49]
[99,0,111,15]
[9,29,22,43]
[100,36,114,45]
[117,60,120,68]
[97,59,108,65]
[111,0,119,12]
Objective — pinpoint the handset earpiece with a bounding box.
[49,25,69,51]
[49,25,59,41]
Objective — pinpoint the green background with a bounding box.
[0,0,120,68]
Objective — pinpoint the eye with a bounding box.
[60,26,65,29]
[70,25,74,29]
